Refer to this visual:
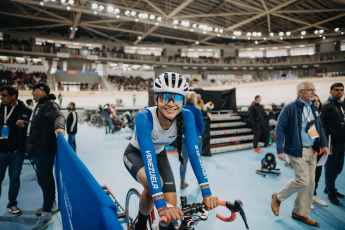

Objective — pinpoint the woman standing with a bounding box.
[312,94,328,208]
[180,91,205,189]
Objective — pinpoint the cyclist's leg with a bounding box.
[157,148,177,206]
[123,144,160,229]
[137,168,155,215]
[136,168,164,229]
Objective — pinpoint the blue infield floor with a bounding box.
[1,123,345,230]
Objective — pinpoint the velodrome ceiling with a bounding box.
[0,0,345,46]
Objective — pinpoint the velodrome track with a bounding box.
[1,124,344,230]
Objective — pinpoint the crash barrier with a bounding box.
[55,134,122,230]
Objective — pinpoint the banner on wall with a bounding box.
[226,74,235,79]
[207,74,251,80]
[55,134,122,230]
[71,54,83,59]
[0,63,47,73]
[86,55,99,60]
[66,69,78,75]
[57,52,70,58]
[56,69,99,75]
[316,73,327,77]
[107,69,154,79]
[243,74,252,80]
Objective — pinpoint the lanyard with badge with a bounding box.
[26,105,37,137]
[0,105,16,139]
[303,105,319,139]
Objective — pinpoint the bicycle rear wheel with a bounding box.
[125,188,153,230]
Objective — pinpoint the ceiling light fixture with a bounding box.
[107,6,114,12]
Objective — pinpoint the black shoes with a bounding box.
[328,193,341,205]
[324,188,345,198]
[324,188,343,205]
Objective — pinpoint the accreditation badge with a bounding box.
[308,124,319,139]
[0,125,9,139]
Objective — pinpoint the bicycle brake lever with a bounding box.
[235,200,249,229]
[200,208,208,220]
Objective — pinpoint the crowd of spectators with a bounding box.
[2,38,345,66]
[0,70,47,89]
[0,58,44,66]
[107,75,153,91]
[0,39,33,51]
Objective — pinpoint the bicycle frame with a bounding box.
[127,209,156,230]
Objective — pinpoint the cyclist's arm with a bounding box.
[135,110,167,209]
[194,107,205,135]
[182,109,212,197]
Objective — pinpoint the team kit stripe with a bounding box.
[152,192,163,198]
[199,182,210,190]
[200,186,210,190]
[153,196,164,202]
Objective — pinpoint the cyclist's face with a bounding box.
[155,94,183,120]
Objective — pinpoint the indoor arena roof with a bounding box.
[0,0,344,46]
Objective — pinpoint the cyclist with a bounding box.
[123,72,218,230]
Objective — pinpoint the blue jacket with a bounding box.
[183,104,205,136]
[275,98,328,157]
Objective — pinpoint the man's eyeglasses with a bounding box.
[301,89,317,92]
[158,93,184,105]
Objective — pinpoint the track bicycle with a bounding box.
[102,186,156,229]
[103,185,249,230]
[125,188,156,230]
[125,187,249,230]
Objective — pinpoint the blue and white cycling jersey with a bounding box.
[131,107,177,154]
[133,106,212,209]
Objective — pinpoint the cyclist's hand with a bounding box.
[203,195,219,210]
[158,206,184,221]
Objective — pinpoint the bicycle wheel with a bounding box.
[125,188,153,230]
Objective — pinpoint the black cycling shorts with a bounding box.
[123,143,176,193]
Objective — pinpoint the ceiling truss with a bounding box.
[0,0,343,46]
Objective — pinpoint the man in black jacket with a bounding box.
[248,95,269,153]
[321,82,345,205]
[27,83,65,230]
[0,86,31,216]
[66,102,78,152]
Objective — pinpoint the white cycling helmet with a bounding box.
[154,72,189,97]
